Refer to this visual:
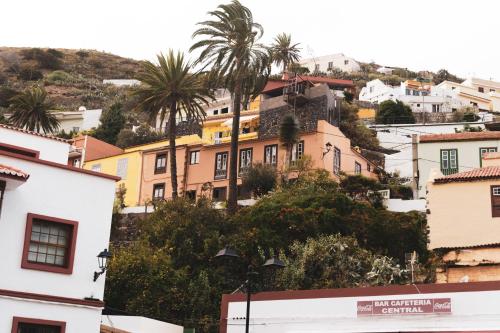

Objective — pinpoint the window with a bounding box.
[212,186,227,201]
[355,162,362,175]
[405,89,411,95]
[367,163,371,172]
[22,214,78,274]
[333,147,341,175]
[91,164,101,172]
[369,86,374,93]
[221,107,229,114]
[190,151,200,165]
[185,190,196,201]
[0,180,5,216]
[478,87,484,93]
[264,144,278,166]
[344,59,349,65]
[72,127,80,133]
[480,147,497,166]
[214,152,228,179]
[491,186,500,217]
[154,153,167,174]
[327,61,333,70]
[213,109,219,115]
[412,90,419,96]
[116,158,128,179]
[440,149,458,175]
[432,104,440,113]
[72,158,81,167]
[490,89,496,93]
[12,317,65,333]
[0,142,39,158]
[291,141,304,164]
[239,148,253,175]
[152,183,165,201]
[417,104,421,107]
[314,64,320,72]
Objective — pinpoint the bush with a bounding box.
[115,124,164,148]
[376,100,415,124]
[463,112,480,122]
[46,70,73,83]
[21,48,62,70]
[0,87,18,107]
[76,50,89,58]
[241,163,278,197]
[18,66,43,81]
[46,48,64,58]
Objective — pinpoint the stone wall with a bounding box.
[164,120,202,137]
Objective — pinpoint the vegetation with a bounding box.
[339,101,380,151]
[105,171,428,332]
[270,33,301,75]
[94,102,126,144]
[115,124,165,148]
[376,100,415,124]
[133,50,211,198]
[9,86,60,133]
[279,113,300,167]
[191,0,271,213]
[241,162,278,197]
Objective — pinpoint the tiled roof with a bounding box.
[0,124,69,143]
[0,163,29,180]
[420,131,500,143]
[434,166,500,184]
[263,76,354,93]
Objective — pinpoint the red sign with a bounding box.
[357,298,451,316]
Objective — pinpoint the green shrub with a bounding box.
[18,66,43,81]
[46,48,64,58]
[0,87,18,107]
[46,70,73,83]
[463,112,479,122]
[76,50,89,58]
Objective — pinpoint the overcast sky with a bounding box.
[2,0,499,79]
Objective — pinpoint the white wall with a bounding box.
[0,297,101,333]
[0,127,70,164]
[225,290,500,333]
[418,138,500,197]
[0,155,116,300]
[102,316,184,333]
[370,122,487,180]
[300,54,361,73]
[81,109,102,130]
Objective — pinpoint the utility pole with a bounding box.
[411,134,419,199]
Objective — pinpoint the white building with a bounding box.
[437,78,500,112]
[102,79,140,87]
[359,79,465,113]
[416,131,500,198]
[101,315,183,333]
[222,281,500,333]
[300,53,361,73]
[0,124,118,333]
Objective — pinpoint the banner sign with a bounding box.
[357,298,451,316]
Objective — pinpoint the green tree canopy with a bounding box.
[242,162,278,197]
[270,33,301,74]
[376,100,415,124]
[94,102,126,144]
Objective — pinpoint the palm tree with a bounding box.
[132,50,211,199]
[9,86,59,133]
[191,0,270,213]
[279,114,300,168]
[271,33,301,76]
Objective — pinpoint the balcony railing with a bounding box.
[214,169,227,180]
[441,168,458,176]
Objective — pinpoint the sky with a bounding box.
[2,0,500,79]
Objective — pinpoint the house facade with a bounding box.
[427,161,500,283]
[0,124,118,333]
[436,78,500,112]
[415,131,500,198]
[299,53,361,73]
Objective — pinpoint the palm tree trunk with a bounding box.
[168,102,178,199]
[227,80,242,214]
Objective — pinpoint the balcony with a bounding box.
[441,168,458,176]
[214,169,227,180]
[219,131,257,144]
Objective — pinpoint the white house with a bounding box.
[300,53,361,73]
[221,281,500,333]
[416,131,500,198]
[0,124,118,333]
[437,78,500,112]
[102,79,140,87]
[359,79,465,113]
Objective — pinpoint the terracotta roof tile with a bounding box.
[0,163,29,180]
[420,131,500,143]
[263,76,354,93]
[434,166,500,184]
[0,124,69,143]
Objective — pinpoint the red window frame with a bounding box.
[21,213,78,274]
[0,142,40,159]
[11,316,66,333]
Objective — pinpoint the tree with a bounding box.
[9,86,59,133]
[279,113,300,168]
[288,63,310,75]
[338,101,380,151]
[94,102,126,144]
[270,33,301,75]
[191,0,271,213]
[275,235,406,290]
[241,162,277,197]
[132,50,211,198]
[115,124,165,148]
[433,69,462,85]
[376,100,415,124]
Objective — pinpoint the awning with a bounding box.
[222,115,259,127]
[0,163,29,189]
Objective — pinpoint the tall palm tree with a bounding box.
[132,50,211,199]
[9,86,59,133]
[279,114,300,168]
[191,0,270,213]
[271,33,301,76]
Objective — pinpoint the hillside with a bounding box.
[0,47,143,111]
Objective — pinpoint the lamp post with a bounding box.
[93,248,112,282]
[216,247,285,333]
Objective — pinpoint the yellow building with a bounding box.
[83,135,202,207]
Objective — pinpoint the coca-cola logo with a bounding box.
[434,301,451,310]
[357,304,373,312]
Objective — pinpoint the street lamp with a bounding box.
[216,247,285,333]
[93,248,112,282]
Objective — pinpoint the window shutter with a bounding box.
[491,186,500,217]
